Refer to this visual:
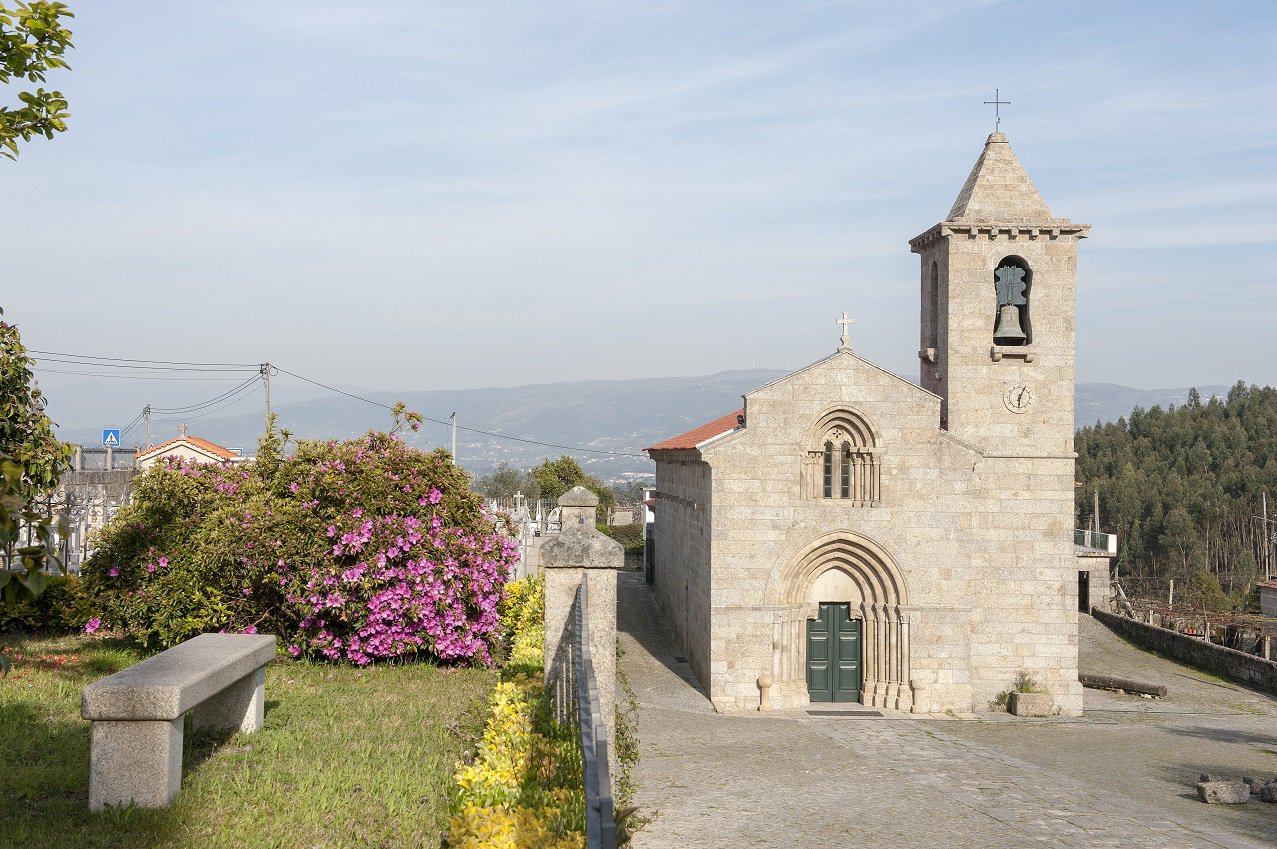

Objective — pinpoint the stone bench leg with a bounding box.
[88,717,183,811]
[191,667,266,733]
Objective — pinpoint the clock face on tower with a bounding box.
[1005,384,1033,414]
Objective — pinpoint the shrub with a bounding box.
[0,574,93,633]
[601,522,644,555]
[449,575,586,848]
[82,427,519,664]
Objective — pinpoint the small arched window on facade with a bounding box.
[993,256,1032,346]
[805,409,881,505]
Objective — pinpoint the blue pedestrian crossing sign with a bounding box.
[101,429,121,448]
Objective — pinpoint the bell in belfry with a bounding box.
[993,263,1029,346]
[993,303,1026,344]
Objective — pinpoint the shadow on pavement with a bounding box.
[615,572,710,702]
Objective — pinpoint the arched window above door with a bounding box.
[804,409,881,505]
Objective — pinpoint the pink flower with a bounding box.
[147,564,156,574]
[84,617,101,635]
[108,566,119,578]
[158,557,169,568]
[243,625,257,634]
[290,482,300,493]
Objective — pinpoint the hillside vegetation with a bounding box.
[1076,382,1277,600]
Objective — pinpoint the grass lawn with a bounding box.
[1,634,496,849]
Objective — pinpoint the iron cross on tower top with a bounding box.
[837,311,854,352]
[984,88,1010,132]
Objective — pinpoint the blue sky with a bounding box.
[6,0,1275,399]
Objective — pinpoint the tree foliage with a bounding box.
[1075,382,1277,599]
[474,462,539,502]
[0,1,73,159]
[0,306,72,613]
[529,456,614,522]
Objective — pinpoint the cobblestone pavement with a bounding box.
[617,573,1277,849]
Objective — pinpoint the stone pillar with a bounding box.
[541,486,624,785]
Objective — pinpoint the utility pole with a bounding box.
[144,404,152,447]
[1093,488,1100,534]
[261,362,272,436]
[1265,492,1271,580]
[450,412,457,465]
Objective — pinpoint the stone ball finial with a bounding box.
[757,674,773,712]
[558,486,598,508]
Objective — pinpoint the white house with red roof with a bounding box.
[136,435,246,470]
[646,132,1088,716]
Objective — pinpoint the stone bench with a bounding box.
[81,633,276,810]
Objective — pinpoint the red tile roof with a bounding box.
[137,435,241,462]
[646,409,743,453]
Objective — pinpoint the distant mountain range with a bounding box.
[42,371,1232,482]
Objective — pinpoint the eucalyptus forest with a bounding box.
[1075,382,1277,605]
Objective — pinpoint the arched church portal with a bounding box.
[766,533,913,710]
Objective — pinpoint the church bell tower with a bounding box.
[908,132,1089,456]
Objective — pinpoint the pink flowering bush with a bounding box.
[82,422,518,664]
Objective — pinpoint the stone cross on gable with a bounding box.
[837,311,854,352]
[984,88,1010,132]
[178,423,189,438]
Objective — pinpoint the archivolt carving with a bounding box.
[765,530,908,607]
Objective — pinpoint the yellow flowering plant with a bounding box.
[449,576,588,848]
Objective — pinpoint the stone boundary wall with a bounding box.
[1093,609,1277,696]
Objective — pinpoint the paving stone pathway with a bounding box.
[617,573,1277,849]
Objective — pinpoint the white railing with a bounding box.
[1075,529,1117,554]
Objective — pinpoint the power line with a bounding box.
[32,355,256,374]
[152,375,261,415]
[152,382,263,423]
[28,349,258,368]
[274,366,648,459]
[118,409,147,441]
[35,367,255,382]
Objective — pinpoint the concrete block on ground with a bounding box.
[1197,782,1251,804]
[1008,691,1052,717]
[88,718,183,811]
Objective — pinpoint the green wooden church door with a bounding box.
[807,603,862,703]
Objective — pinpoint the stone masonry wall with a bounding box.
[966,457,1083,714]
[1094,609,1277,697]
[652,452,713,696]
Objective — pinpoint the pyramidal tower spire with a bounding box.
[946,133,1058,224]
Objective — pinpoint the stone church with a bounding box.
[647,132,1088,716]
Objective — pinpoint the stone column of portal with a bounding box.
[884,605,900,707]
[860,602,877,705]
[540,486,624,788]
[872,603,888,708]
[895,613,913,712]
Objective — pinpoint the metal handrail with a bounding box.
[573,580,617,849]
